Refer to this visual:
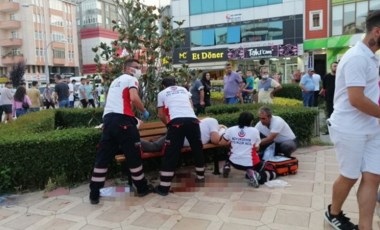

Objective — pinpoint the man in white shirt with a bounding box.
[140,117,223,152]
[0,81,14,123]
[68,79,76,108]
[324,11,380,230]
[154,77,204,196]
[254,106,297,158]
[311,70,321,107]
[89,59,152,205]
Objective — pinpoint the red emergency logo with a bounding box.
[238,129,245,137]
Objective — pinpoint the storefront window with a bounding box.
[227,26,241,43]
[202,29,215,46]
[254,22,269,41]
[356,1,368,34]
[370,0,380,10]
[215,27,227,45]
[343,3,355,35]
[268,21,283,40]
[191,30,202,47]
[332,5,343,36]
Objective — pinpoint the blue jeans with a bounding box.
[16,108,27,117]
[302,91,314,107]
[69,100,74,108]
[224,97,239,104]
[59,99,69,108]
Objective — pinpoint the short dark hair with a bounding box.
[124,59,139,68]
[161,77,176,87]
[5,81,12,85]
[366,10,380,32]
[32,81,38,86]
[72,79,76,83]
[80,78,86,81]
[55,74,62,80]
[238,111,254,128]
[258,106,273,117]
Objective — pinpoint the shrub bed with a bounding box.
[0,103,316,193]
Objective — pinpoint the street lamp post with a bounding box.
[44,41,53,85]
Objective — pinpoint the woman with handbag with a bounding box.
[13,86,31,118]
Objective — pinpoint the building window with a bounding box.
[343,3,355,34]
[189,0,283,15]
[332,5,343,36]
[310,10,323,30]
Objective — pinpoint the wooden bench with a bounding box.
[114,121,228,174]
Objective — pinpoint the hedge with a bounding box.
[0,103,317,193]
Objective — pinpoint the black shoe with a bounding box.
[89,191,99,205]
[136,184,154,197]
[153,185,169,196]
[324,204,357,230]
[223,164,230,178]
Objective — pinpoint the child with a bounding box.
[219,111,276,188]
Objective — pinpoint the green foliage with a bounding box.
[92,0,189,115]
[275,83,303,100]
[0,110,120,193]
[55,108,103,128]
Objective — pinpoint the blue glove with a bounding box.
[142,109,150,120]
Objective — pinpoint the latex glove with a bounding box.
[142,109,150,120]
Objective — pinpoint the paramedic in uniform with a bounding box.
[154,77,204,196]
[89,59,152,204]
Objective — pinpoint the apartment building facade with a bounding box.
[304,0,380,75]
[171,0,305,83]
[0,0,79,84]
[76,0,119,75]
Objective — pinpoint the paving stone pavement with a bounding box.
[1,146,380,230]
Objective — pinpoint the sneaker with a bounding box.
[248,171,260,188]
[223,164,230,178]
[135,184,154,197]
[324,204,357,230]
[153,185,169,196]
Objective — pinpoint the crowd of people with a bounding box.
[0,75,106,123]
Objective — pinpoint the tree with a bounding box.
[92,0,191,117]
[10,61,26,88]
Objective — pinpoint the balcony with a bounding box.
[0,38,22,47]
[51,41,65,49]
[0,20,21,30]
[53,58,65,65]
[0,2,20,13]
[1,55,24,65]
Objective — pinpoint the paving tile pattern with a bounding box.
[1,146,380,229]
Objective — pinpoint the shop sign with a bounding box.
[173,48,227,64]
[245,46,274,58]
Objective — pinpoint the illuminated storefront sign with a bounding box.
[173,48,227,63]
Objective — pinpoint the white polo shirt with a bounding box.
[103,74,139,117]
[157,85,196,122]
[223,126,261,167]
[312,74,321,91]
[183,117,219,146]
[330,41,380,134]
[255,116,296,142]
